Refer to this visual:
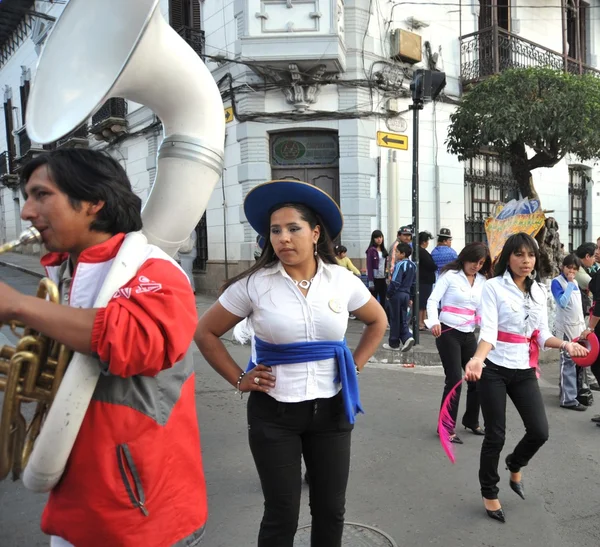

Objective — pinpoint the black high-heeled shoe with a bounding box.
[486,507,506,523]
[483,499,505,523]
[463,424,485,436]
[505,455,525,500]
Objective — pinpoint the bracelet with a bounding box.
[236,371,246,399]
[469,356,484,364]
[560,341,568,351]
[356,365,361,375]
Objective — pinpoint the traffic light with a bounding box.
[410,69,446,103]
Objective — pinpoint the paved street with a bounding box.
[0,265,599,547]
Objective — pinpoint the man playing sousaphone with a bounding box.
[0,149,207,546]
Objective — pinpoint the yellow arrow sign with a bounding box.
[224,106,234,123]
[377,131,408,150]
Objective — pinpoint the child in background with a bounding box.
[551,254,588,411]
[335,244,361,276]
[383,242,416,352]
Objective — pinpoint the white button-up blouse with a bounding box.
[425,269,486,333]
[479,270,553,369]
[219,260,372,402]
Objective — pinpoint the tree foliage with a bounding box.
[446,67,600,198]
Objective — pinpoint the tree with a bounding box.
[447,67,600,275]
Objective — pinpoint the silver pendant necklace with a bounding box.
[293,278,314,289]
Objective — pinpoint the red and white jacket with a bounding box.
[40,234,207,547]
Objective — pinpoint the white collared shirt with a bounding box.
[425,269,486,332]
[479,270,553,369]
[219,260,372,402]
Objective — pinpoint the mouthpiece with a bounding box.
[0,227,42,254]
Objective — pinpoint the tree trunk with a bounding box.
[509,143,561,279]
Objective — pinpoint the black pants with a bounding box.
[247,391,353,547]
[478,361,549,500]
[371,278,387,307]
[436,326,480,431]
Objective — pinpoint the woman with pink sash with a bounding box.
[426,243,491,444]
[464,233,588,523]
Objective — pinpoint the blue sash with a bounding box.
[247,337,363,424]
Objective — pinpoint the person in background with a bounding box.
[464,233,588,523]
[574,242,600,398]
[551,254,588,411]
[417,231,436,330]
[335,244,360,276]
[366,230,389,308]
[431,228,458,275]
[388,225,413,276]
[427,242,491,444]
[383,242,415,352]
[178,229,197,294]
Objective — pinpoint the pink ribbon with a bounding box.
[440,306,480,333]
[497,329,541,376]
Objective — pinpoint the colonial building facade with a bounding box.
[1,0,600,292]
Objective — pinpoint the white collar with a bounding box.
[264,258,333,281]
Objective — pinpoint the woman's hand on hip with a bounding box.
[241,364,276,393]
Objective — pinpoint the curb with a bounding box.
[0,260,44,279]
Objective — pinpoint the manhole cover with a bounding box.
[294,522,397,546]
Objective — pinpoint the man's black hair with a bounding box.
[20,148,143,235]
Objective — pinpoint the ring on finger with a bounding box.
[254,376,260,385]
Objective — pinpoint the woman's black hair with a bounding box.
[493,232,541,295]
[441,242,492,278]
[368,229,389,259]
[220,202,337,294]
[562,253,582,269]
[334,244,347,255]
[20,149,142,234]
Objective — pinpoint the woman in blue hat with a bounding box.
[194,180,387,547]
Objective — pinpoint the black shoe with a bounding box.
[505,455,525,500]
[561,403,587,411]
[591,414,600,423]
[463,424,485,435]
[597,423,600,428]
[590,384,600,392]
[449,434,463,444]
[485,508,506,523]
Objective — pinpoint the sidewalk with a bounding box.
[0,252,555,367]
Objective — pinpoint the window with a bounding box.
[19,79,30,126]
[568,167,589,252]
[464,153,519,244]
[566,0,589,62]
[193,212,208,271]
[3,97,16,162]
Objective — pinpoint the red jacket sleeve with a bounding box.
[90,258,198,377]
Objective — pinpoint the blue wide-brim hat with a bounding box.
[244,180,343,240]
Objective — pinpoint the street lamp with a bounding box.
[409,69,446,345]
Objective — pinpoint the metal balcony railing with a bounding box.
[91,98,127,127]
[175,26,205,60]
[460,27,600,85]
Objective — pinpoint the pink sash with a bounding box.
[440,306,480,332]
[497,329,541,376]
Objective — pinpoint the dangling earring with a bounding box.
[529,269,537,280]
[314,242,318,256]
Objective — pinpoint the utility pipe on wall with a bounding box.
[387,149,398,239]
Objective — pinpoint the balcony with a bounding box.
[176,26,205,60]
[235,0,346,73]
[90,98,128,140]
[0,150,19,188]
[55,124,89,150]
[460,27,600,86]
[14,125,45,167]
